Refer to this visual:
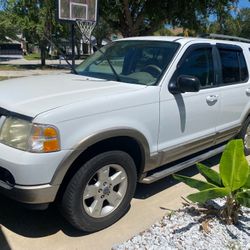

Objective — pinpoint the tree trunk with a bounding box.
[40,42,46,66]
[96,38,102,48]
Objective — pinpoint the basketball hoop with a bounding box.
[58,0,98,55]
[76,20,96,43]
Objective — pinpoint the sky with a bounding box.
[238,0,250,8]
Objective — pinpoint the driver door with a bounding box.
[158,44,220,164]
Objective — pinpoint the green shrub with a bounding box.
[173,139,250,224]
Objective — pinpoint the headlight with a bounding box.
[0,117,60,153]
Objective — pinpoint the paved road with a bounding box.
[0,155,232,250]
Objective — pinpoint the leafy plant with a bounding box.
[173,139,250,224]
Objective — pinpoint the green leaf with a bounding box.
[243,169,250,189]
[236,191,250,208]
[173,174,218,191]
[197,163,222,186]
[219,140,249,191]
[187,187,230,204]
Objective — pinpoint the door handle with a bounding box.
[206,95,218,103]
[246,88,250,95]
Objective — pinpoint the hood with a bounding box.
[0,73,145,118]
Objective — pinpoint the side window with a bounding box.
[177,47,214,88]
[218,48,248,84]
[218,49,240,84]
[239,52,248,82]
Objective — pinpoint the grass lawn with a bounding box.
[0,76,8,81]
[0,76,18,81]
[0,65,21,71]
[24,53,40,60]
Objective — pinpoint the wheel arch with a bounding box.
[51,128,151,189]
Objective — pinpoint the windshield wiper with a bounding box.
[98,48,121,82]
[77,33,120,81]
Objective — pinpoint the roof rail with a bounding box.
[199,33,250,44]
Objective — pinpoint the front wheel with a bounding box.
[60,151,137,232]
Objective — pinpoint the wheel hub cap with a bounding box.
[103,187,110,195]
[82,164,128,218]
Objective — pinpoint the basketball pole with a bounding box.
[71,23,75,68]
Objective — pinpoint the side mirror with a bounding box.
[169,75,200,94]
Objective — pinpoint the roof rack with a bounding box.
[199,33,250,44]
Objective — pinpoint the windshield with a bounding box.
[75,40,180,85]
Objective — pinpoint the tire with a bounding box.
[60,151,137,232]
[237,116,250,155]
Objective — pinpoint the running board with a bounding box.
[140,145,225,184]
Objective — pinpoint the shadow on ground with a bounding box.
[0,226,11,250]
[0,155,221,240]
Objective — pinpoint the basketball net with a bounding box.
[76,20,96,44]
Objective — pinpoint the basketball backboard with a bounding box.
[58,0,97,22]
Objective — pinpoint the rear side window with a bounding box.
[218,48,248,84]
[239,52,248,81]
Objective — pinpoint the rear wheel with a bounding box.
[60,151,137,232]
[237,116,250,155]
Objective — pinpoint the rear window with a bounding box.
[218,48,248,84]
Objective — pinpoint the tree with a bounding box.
[99,0,239,37]
[8,0,57,65]
[93,18,112,47]
[238,8,250,39]
[2,0,67,65]
[0,11,19,42]
[207,7,250,39]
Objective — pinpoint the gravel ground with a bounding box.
[113,199,250,250]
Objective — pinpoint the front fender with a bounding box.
[50,127,151,185]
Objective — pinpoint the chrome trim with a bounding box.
[51,127,151,185]
[0,182,59,204]
[141,145,226,184]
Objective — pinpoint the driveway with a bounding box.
[0,155,234,250]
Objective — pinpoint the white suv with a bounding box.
[0,35,249,232]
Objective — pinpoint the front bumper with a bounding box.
[0,181,59,204]
[0,142,73,205]
[0,142,72,185]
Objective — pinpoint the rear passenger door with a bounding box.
[215,44,250,142]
